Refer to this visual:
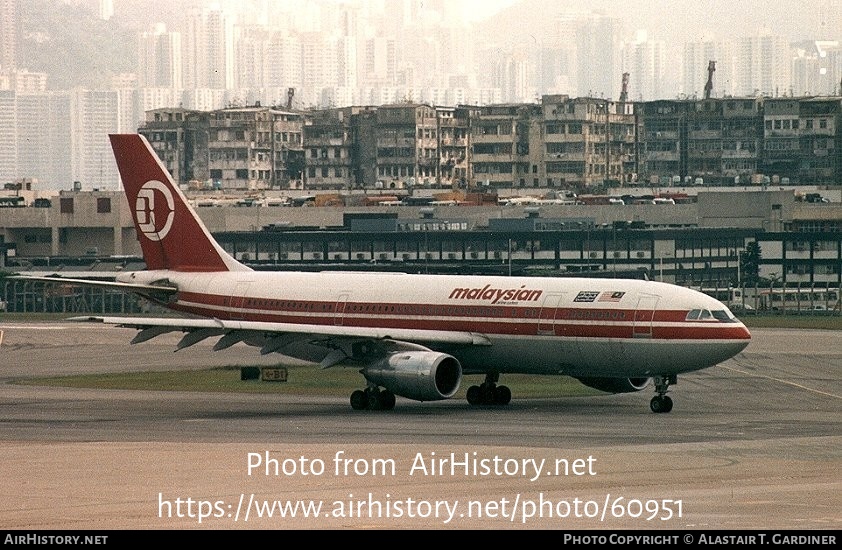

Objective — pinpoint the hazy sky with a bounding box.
[459,0,518,20]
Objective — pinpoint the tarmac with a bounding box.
[0,322,839,530]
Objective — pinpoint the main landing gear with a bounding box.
[650,374,677,413]
[350,385,396,411]
[466,372,511,406]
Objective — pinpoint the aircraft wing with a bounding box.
[68,315,492,367]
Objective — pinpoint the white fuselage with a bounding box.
[118,270,751,379]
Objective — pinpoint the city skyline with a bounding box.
[0,0,840,189]
[12,1,842,99]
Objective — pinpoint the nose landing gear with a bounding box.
[650,374,676,413]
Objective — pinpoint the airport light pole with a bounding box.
[577,221,592,271]
[507,238,512,277]
[659,252,673,282]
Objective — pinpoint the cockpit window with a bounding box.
[686,308,738,322]
[712,309,737,322]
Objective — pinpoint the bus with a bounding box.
[700,286,841,313]
[700,287,744,305]
[755,287,840,313]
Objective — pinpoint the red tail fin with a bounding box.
[110,134,250,272]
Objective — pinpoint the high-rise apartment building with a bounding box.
[182,6,236,90]
[206,7,236,90]
[235,26,272,90]
[792,41,842,96]
[268,34,303,92]
[576,13,621,99]
[362,37,397,87]
[683,39,737,98]
[0,0,15,73]
[98,0,113,21]
[300,32,339,105]
[0,90,16,179]
[138,24,183,89]
[622,30,666,101]
[70,90,120,189]
[15,92,73,188]
[738,33,791,97]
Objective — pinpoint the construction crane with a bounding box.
[704,61,716,99]
[286,87,295,109]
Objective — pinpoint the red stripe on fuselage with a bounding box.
[172,291,749,341]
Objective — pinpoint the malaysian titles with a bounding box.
[449,284,542,305]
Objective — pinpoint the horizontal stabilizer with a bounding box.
[9,275,177,301]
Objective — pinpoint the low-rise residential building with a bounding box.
[134,95,842,193]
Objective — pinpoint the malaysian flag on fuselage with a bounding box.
[598,291,626,302]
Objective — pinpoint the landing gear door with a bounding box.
[633,294,659,338]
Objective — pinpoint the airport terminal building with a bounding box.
[1,188,840,314]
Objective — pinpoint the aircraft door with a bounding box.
[334,292,350,326]
[633,294,659,338]
[538,293,563,335]
[229,282,252,320]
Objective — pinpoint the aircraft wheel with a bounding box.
[650,396,662,413]
[480,384,497,405]
[494,385,512,405]
[379,390,396,411]
[367,389,382,410]
[650,396,673,414]
[350,390,368,410]
[466,385,481,405]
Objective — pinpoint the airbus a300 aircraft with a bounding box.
[24,134,752,413]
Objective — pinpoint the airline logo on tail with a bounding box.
[110,133,251,273]
[135,180,175,241]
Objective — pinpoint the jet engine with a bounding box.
[576,377,651,394]
[363,351,462,401]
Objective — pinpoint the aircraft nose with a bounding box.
[729,324,752,356]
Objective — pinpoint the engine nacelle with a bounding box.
[363,351,462,402]
[576,377,651,394]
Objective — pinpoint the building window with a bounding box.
[97,198,111,213]
[60,198,73,214]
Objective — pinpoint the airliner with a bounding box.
[18,135,751,413]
